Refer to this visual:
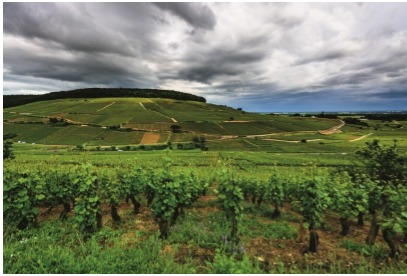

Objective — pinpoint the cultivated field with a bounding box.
[6,97,400,151]
[3,97,407,273]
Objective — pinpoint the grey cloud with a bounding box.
[179,66,240,84]
[154,3,216,30]
[3,3,407,112]
[270,9,303,29]
[387,72,403,78]
[3,3,155,57]
[296,49,350,65]
[372,90,407,99]
[363,58,407,76]
[176,47,267,84]
[319,71,375,88]
[4,45,155,87]
[345,44,407,73]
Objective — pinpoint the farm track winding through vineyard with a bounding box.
[350,133,373,142]
[217,120,346,142]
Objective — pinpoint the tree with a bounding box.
[3,140,15,160]
[199,136,207,150]
[170,124,182,133]
[49,117,60,123]
[192,136,207,150]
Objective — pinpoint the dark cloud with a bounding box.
[4,43,155,87]
[296,49,349,65]
[372,90,407,99]
[3,3,159,57]
[3,3,407,112]
[320,71,374,87]
[176,47,267,84]
[178,66,240,84]
[153,3,216,30]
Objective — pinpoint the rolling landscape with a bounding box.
[3,89,407,273]
[3,2,407,275]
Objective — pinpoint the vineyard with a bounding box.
[3,140,407,273]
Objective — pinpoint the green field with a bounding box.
[4,144,407,273]
[3,97,407,273]
[4,97,381,151]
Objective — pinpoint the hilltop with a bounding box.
[3,88,206,108]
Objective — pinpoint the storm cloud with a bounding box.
[3,2,407,111]
[154,3,216,30]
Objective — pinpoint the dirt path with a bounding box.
[97,102,116,112]
[215,123,227,131]
[145,99,177,122]
[219,120,345,141]
[139,102,147,110]
[263,138,302,143]
[243,139,261,148]
[350,132,373,142]
[319,120,345,135]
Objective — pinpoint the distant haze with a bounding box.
[3,3,407,112]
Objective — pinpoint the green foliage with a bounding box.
[206,251,263,274]
[216,168,244,242]
[150,171,179,219]
[293,177,330,229]
[240,216,297,240]
[170,124,182,133]
[149,159,202,238]
[329,171,368,219]
[3,168,43,229]
[4,87,206,108]
[72,164,101,236]
[264,170,285,214]
[264,221,298,240]
[380,185,407,233]
[240,178,257,202]
[341,240,387,258]
[44,168,74,207]
[120,167,146,201]
[98,169,122,206]
[3,139,15,160]
[76,144,85,151]
[356,139,407,187]
[3,221,195,274]
[4,145,407,272]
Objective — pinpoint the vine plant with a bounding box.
[216,168,244,243]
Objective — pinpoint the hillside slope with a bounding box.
[3,97,341,148]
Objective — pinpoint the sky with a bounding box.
[3,2,407,112]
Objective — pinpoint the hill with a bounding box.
[3,88,206,108]
[3,97,349,149]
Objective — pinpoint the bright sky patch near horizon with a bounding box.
[3,2,407,112]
